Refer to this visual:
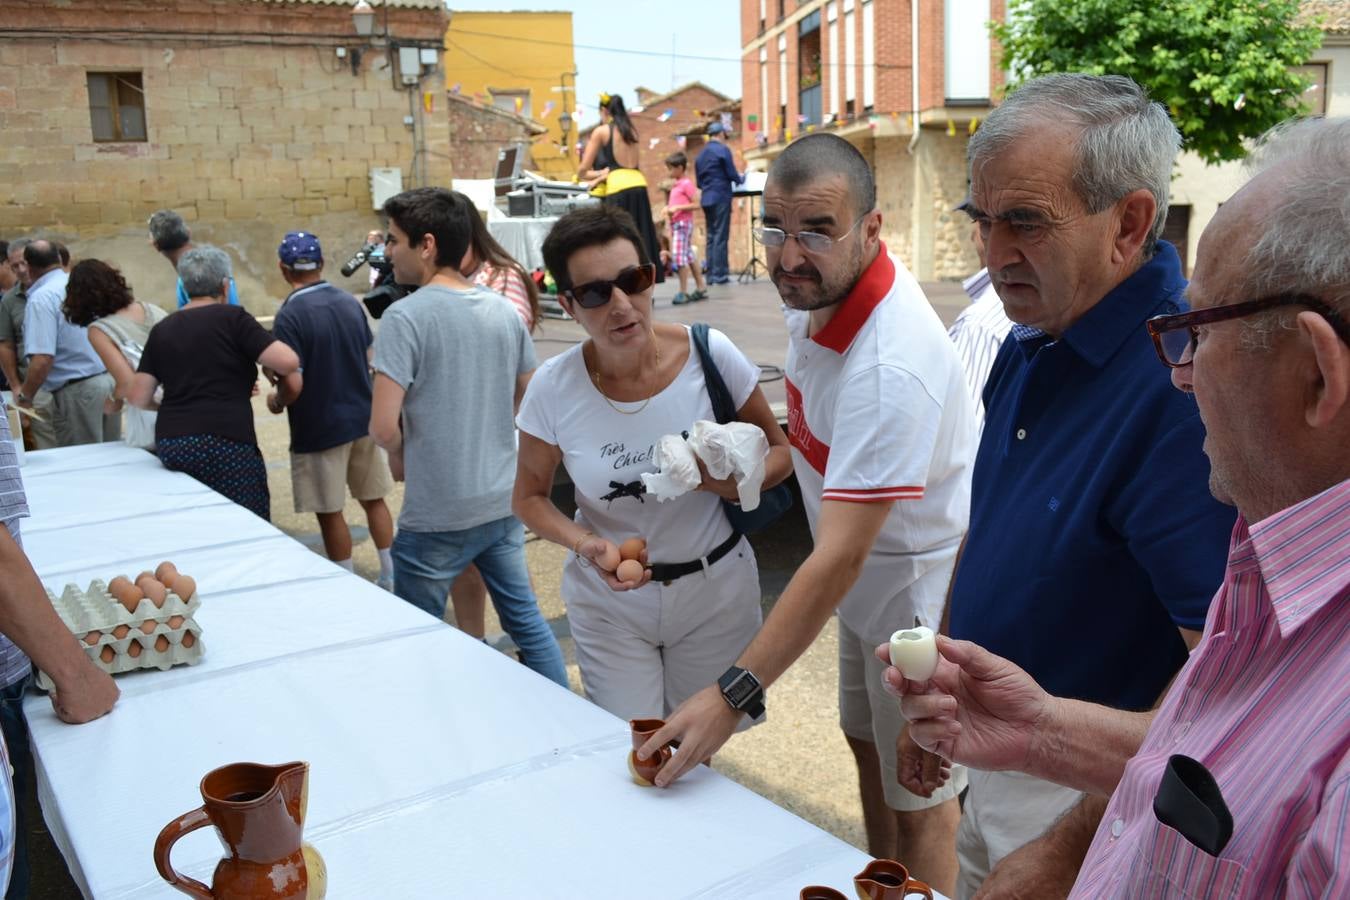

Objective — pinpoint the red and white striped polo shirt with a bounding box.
[1072,478,1350,898]
[784,245,976,643]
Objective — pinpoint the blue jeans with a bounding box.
[703,200,733,280]
[1,674,32,900]
[392,516,568,687]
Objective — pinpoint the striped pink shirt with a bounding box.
[1072,477,1350,899]
[473,261,533,332]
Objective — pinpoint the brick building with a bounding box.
[580,83,754,275]
[0,0,449,313]
[445,91,547,180]
[740,0,1004,279]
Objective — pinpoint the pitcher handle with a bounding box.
[153,806,215,899]
[904,879,934,900]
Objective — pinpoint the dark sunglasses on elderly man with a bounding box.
[1146,293,1350,368]
[564,263,657,309]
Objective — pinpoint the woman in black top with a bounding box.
[128,245,301,520]
[579,93,664,282]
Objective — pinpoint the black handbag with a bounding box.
[689,323,794,535]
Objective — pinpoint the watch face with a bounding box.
[726,677,754,706]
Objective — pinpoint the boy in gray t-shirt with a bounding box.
[369,187,566,687]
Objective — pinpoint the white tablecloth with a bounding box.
[17,445,886,899]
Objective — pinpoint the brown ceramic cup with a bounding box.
[627,718,673,786]
[853,858,933,900]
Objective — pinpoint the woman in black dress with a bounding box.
[578,92,664,282]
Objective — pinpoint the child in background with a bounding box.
[662,152,707,305]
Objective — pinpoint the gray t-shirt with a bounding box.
[372,283,536,532]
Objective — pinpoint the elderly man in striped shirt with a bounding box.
[887,114,1350,898]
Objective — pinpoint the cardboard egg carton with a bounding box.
[35,578,205,691]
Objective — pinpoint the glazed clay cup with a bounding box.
[853,858,932,900]
[800,887,849,899]
[627,718,673,786]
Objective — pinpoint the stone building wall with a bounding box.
[445,93,542,181]
[0,0,449,313]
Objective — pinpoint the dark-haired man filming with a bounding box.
[641,133,976,893]
[368,187,567,688]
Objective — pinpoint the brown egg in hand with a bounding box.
[618,537,647,562]
[616,559,645,584]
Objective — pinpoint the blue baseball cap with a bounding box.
[278,231,323,271]
[707,122,726,135]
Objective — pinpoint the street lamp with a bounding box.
[351,0,375,37]
[558,110,573,145]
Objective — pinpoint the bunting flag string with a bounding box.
[657,108,675,123]
[648,137,661,149]
[541,100,555,118]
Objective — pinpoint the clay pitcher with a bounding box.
[853,859,932,900]
[154,761,327,899]
[627,718,673,786]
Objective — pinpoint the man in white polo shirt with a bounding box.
[640,133,976,894]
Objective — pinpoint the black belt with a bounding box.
[648,530,741,585]
[53,372,102,391]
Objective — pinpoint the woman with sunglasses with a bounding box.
[514,205,792,725]
[578,92,664,284]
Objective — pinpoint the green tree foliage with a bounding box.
[993,0,1324,164]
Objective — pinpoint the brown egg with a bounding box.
[138,578,168,608]
[113,624,130,639]
[181,631,196,649]
[83,631,101,646]
[155,562,178,584]
[135,571,154,584]
[616,559,644,583]
[168,615,185,629]
[618,537,647,562]
[597,544,622,572]
[113,582,144,614]
[99,645,115,664]
[127,640,143,658]
[107,576,133,599]
[139,619,158,635]
[154,635,169,653]
[171,575,196,601]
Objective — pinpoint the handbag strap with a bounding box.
[689,323,736,425]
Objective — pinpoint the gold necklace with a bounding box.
[592,334,661,415]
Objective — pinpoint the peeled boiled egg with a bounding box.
[889,625,939,682]
[619,538,647,562]
[616,559,644,584]
[155,561,178,584]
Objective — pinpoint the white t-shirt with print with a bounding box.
[785,247,976,644]
[517,326,759,564]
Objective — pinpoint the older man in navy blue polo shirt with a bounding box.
[695,122,745,285]
[938,74,1237,898]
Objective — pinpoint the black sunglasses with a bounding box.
[564,264,656,308]
[1147,293,1350,368]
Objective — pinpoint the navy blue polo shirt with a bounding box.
[271,281,374,454]
[948,242,1236,711]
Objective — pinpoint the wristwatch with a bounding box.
[718,665,765,719]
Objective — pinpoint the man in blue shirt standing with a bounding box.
[268,231,396,591]
[16,240,119,447]
[147,209,241,308]
[936,74,1237,898]
[695,122,744,285]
